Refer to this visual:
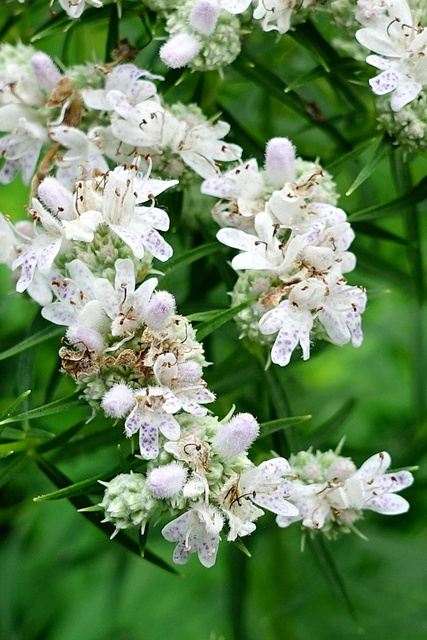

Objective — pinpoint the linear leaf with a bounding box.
[308,535,359,625]
[0,453,29,488]
[0,326,63,361]
[285,59,363,92]
[162,242,220,276]
[35,456,179,574]
[346,135,392,195]
[195,299,255,341]
[186,310,224,322]
[35,420,88,453]
[258,415,311,439]
[309,399,357,448]
[0,394,86,426]
[352,222,407,245]
[0,390,32,434]
[33,465,127,501]
[349,175,427,221]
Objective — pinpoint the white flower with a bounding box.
[0,109,47,184]
[337,451,414,515]
[153,352,215,416]
[82,64,159,111]
[277,450,414,531]
[49,126,109,189]
[170,117,242,180]
[57,0,103,19]
[93,258,158,336]
[123,386,182,459]
[101,162,177,262]
[221,457,299,540]
[162,504,224,567]
[41,259,106,331]
[356,0,427,110]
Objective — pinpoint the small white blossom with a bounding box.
[162,504,224,567]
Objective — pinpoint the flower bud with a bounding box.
[101,383,135,419]
[30,52,62,92]
[189,0,220,35]
[265,137,295,188]
[99,473,157,535]
[212,412,259,458]
[146,462,187,498]
[160,33,201,69]
[37,177,75,221]
[66,325,104,352]
[176,360,203,384]
[144,291,176,332]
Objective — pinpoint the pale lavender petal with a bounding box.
[356,452,391,480]
[390,81,422,111]
[369,71,399,95]
[365,493,410,515]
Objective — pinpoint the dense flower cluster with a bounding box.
[0,32,415,569]
[0,44,242,190]
[354,0,427,150]
[205,137,367,366]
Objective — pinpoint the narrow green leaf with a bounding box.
[0,453,29,488]
[195,298,256,341]
[162,242,219,277]
[35,420,87,453]
[349,175,427,221]
[345,136,392,196]
[352,222,407,245]
[33,466,123,501]
[0,438,45,454]
[233,54,350,150]
[0,326,63,361]
[35,456,179,574]
[308,535,360,625]
[186,310,222,322]
[0,390,31,429]
[258,415,311,439]
[0,394,86,426]
[325,137,379,173]
[309,399,357,448]
[285,59,363,92]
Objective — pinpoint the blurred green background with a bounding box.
[1,1,427,639]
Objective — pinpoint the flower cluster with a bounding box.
[354,0,427,150]
[150,0,321,71]
[277,449,414,537]
[205,137,367,366]
[0,38,414,571]
[0,43,241,191]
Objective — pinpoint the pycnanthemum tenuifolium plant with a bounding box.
[0,0,420,602]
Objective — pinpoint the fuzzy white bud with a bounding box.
[37,177,75,221]
[176,360,203,384]
[144,291,176,332]
[160,33,201,69]
[101,383,135,419]
[66,325,105,352]
[212,412,260,458]
[146,462,187,498]
[30,52,62,93]
[265,137,296,189]
[189,0,220,35]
